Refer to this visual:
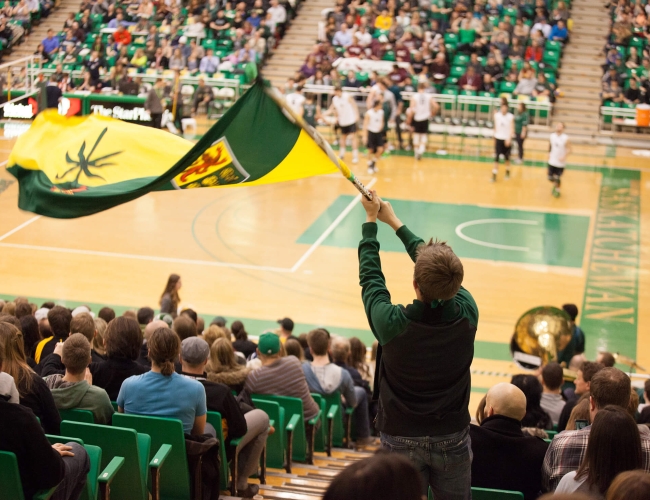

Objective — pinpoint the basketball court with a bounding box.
[1,123,649,415]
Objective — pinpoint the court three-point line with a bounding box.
[291,177,378,273]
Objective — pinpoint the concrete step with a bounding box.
[561,67,604,77]
[553,112,600,123]
[561,89,603,99]
[554,101,600,113]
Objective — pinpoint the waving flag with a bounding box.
[7,80,339,219]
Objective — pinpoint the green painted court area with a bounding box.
[298,197,591,268]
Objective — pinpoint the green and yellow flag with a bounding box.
[7,80,339,218]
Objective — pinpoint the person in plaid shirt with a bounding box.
[542,368,650,491]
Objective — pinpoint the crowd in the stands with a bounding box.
[32,0,293,94]
[2,278,650,499]
[600,0,650,105]
[290,0,570,101]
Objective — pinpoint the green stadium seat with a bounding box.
[382,50,396,61]
[602,100,621,124]
[60,421,166,500]
[542,50,560,69]
[459,29,475,44]
[479,91,495,113]
[252,394,320,465]
[252,398,286,471]
[59,408,95,423]
[442,86,458,111]
[459,89,478,112]
[310,393,340,456]
[46,436,124,500]
[452,54,469,66]
[112,413,190,500]
[499,81,517,95]
[317,391,352,449]
[629,36,646,50]
[444,32,458,44]
[450,65,465,78]
[0,451,59,500]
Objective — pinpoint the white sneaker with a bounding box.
[352,156,358,164]
[367,166,375,174]
[387,144,395,151]
[339,150,345,158]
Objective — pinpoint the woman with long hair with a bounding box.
[206,338,250,393]
[510,374,553,430]
[556,406,642,496]
[117,327,206,435]
[19,314,41,358]
[231,320,257,359]
[0,322,60,433]
[349,337,372,387]
[160,273,181,318]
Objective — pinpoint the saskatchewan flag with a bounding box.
[7,80,338,218]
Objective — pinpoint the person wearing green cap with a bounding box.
[244,332,319,421]
[359,190,479,499]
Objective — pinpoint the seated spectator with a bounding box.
[375,9,392,30]
[44,334,114,425]
[284,338,304,360]
[0,322,61,433]
[0,341,90,500]
[231,321,257,360]
[606,470,650,500]
[191,78,213,115]
[343,70,362,88]
[540,362,566,426]
[199,48,220,74]
[173,315,197,341]
[130,48,148,68]
[180,337,268,498]
[566,395,590,431]
[625,77,642,104]
[597,352,616,368]
[470,383,549,500]
[525,39,544,62]
[429,52,450,80]
[459,66,482,91]
[206,338,250,392]
[113,23,132,46]
[533,73,554,100]
[638,380,650,423]
[558,361,604,432]
[556,406,642,496]
[210,10,231,38]
[323,452,422,500]
[244,333,319,422]
[308,332,373,443]
[531,17,551,39]
[118,327,207,435]
[542,368,650,492]
[42,29,59,56]
[349,337,372,389]
[511,374,553,430]
[550,20,569,43]
[602,67,624,88]
[484,54,503,79]
[35,306,72,364]
[332,23,353,48]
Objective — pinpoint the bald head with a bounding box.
[144,320,168,341]
[485,383,527,421]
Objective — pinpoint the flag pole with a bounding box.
[261,80,373,200]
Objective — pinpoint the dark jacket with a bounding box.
[19,373,62,435]
[470,415,549,500]
[0,399,65,499]
[232,339,257,359]
[45,83,62,108]
[181,372,247,452]
[359,223,478,437]
[638,406,650,424]
[40,354,149,401]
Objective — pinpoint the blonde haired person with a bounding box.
[203,324,230,347]
[206,338,250,392]
[92,317,107,359]
[117,327,207,435]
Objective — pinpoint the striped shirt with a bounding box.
[542,424,650,492]
[244,356,319,420]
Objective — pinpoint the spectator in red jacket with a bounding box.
[113,24,131,46]
[525,40,544,63]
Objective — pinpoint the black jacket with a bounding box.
[41,354,149,401]
[180,372,247,454]
[0,399,65,499]
[19,373,62,435]
[470,415,549,500]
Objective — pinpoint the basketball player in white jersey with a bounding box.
[285,84,306,118]
[407,82,439,160]
[363,99,385,174]
[492,98,515,182]
[326,85,360,163]
[548,122,571,198]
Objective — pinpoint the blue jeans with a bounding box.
[381,427,472,499]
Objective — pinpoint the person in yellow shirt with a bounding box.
[375,9,393,30]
